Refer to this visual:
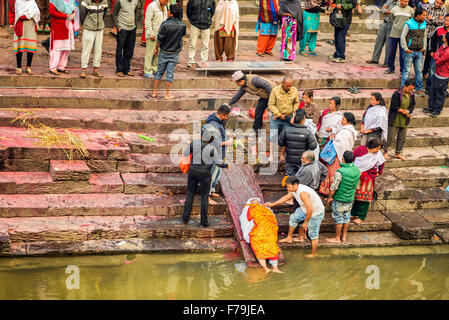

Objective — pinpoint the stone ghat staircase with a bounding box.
[1,72,449,257]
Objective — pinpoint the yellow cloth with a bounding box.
[246,204,280,260]
[268,85,300,117]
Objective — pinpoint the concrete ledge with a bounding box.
[383,211,435,240]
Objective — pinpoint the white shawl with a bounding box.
[354,150,386,173]
[363,105,388,142]
[333,124,358,162]
[15,0,40,27]
[318,111,343,138]
[214,0,239,35]
[239,198,260,244]
[304,118,320,161]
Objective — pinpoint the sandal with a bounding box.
[298,51,308,57]
[37,25,43,32]
[44,24,51,32]
[126,72,135,76]
[93,71,104,78]
[49,70,59,75]
[80,71,87,78]
[307,51,318,56]
[26,67,33,75]
[57,69,69,74]
[256,52,264,57]
[265,52,274,56]
[16,68,22,75]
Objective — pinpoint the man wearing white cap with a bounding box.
[230,70,277,141]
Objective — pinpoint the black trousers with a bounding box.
[116,28,136,74]
[16,52,33,68]
[182,168,212,226]
[428,74,449,115]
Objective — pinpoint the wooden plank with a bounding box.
[220,164,284,267]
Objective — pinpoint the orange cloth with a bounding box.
[257,34,277,54]
[246,204,280,260]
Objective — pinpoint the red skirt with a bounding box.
[354,171,374,202]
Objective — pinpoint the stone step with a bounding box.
[0,193,226,218]
[0,172,123,194]
[419,208,449,229]
[118,146,449,175]
[275,210,392,234]
[375,187,449,211]
[390,166,449,188]
[1,108,448,136]
[383,210,435,240]
[0,74,402,92]
[49,160,90,181]
[0,127,130,161]
[3,215,232,243]
[3,237,239,256]
[1,88,447,111]
[120,126,449,156]
[278,230,442,250]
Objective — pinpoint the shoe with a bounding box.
[381,64,388,68]
[16,68,22,75]
[384,69,394,74]
[116,72,125,77]
[366,60,378,64]
[200,224,209,228]
[422,108,431,113]
[126,72,135,76]
[181,218,189,225]
[57,69,69,74]
[415,90,426,97]
[80,71,86,78]
[331,57,345,63]
[49,70,59,75]
[328,54,335,59]
[430,112,439,117]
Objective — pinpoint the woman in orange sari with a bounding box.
[240,198,283,273]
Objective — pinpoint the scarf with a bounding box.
[333,124,358,162]
[258,0,280,23]
[354,150,386,173]
[363,105,388,142]
[14,0,40,26]
[279,0,303,22]
[318,110,343,138]
[50,0,76,14]
[214,0,239,35]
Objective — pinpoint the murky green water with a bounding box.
[1,245,449,300]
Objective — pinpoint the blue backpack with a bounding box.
[320,139,337,165]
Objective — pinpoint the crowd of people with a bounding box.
[8,0,449,104]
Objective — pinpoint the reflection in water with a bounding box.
[0,247,449,300]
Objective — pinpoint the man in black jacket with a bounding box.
[186,0,216,66]
[279,109,318,176]
[383,79,416,160]
[151,4,187,99]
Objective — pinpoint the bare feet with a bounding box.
[209,198,218,205]
[165,95,174,100]
[305,253,317,258]
[272,268,284,274]
[326,237,341,244]
[353,218,362,225]
[264,268,271,274]
[151,92,157,98]
[395,153,406,161]
[210,192,220,197]
[340,236,346,243]
[279,237,293,243]
[293,237,305,242]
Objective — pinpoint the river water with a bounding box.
[1,245,449,300]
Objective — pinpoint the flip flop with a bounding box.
[298,52,308,57]
[307,52,318,56]
[256,53,264,57]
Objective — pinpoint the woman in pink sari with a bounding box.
[278,0,303,61]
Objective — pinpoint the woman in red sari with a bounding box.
[351,138,385,224]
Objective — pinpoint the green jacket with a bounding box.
[334,162,361,203]
[80,0,109,31]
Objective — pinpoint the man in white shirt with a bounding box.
[265,176,325,258]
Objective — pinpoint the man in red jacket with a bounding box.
[425,32,449,117]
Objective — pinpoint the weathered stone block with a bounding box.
[383,210,435,240]
[85,216,138,240]
[0,219,10,253]
[50,160,91,181]
[86,160,117,173]
[435,229,449,244]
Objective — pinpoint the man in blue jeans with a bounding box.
[329,0,356,63]
[151,4,186,99]
[400,7,427,96]
[266,176,325,258]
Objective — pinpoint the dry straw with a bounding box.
[10,109,89,161]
